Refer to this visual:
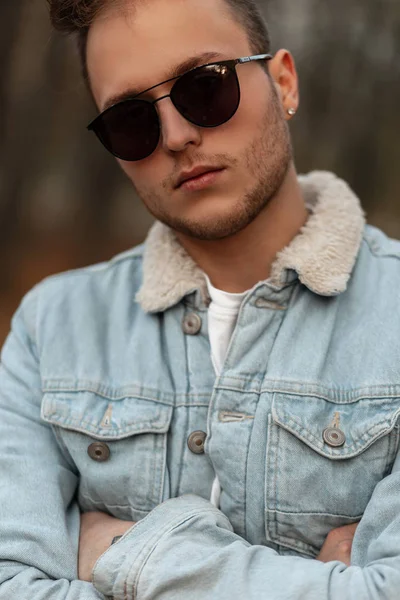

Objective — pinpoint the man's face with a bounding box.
[87,0,293,240]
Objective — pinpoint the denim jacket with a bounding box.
[1,171,400,599]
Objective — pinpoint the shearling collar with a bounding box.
[136,171,365,313]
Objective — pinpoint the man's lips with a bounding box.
[176,166,225,189]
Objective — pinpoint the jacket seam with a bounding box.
[363,232,400,260]
[35,250,144,290]
[41,385,211,403]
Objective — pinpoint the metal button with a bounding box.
[323,427,346,448]
[187,431,207,454]
[182,312,202,335]
[88,442,111,462]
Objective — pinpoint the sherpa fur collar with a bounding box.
[136,171,365,313]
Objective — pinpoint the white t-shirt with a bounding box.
[206,277,247,375]
[205,276,248,507]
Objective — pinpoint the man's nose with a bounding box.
[156,98,202,154]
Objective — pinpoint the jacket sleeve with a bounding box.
[0,289,114,599]
[93,464,400,599]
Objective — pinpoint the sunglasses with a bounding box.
[87,54,273,162]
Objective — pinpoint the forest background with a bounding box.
[0,0,399,344]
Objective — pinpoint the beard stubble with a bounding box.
[136,85,293,241]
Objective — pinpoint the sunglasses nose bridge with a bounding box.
[152,92,187,127]
[153,93,192,130]
[155,97,202,154]
[153,93,171,106]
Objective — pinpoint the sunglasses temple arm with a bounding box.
[236,54,273,65]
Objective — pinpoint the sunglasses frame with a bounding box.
[87,53,273,161]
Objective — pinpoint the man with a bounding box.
[0,0,399,597]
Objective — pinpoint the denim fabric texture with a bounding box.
[1,172,400,598]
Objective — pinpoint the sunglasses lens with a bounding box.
[171,63,240,127]
[90,63,240,159]
[92,100,160,161]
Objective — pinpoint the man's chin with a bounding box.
[142,174,274,241]
[157,209,258,242]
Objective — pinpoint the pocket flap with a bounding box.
[272,393,400,458]
[41,391,172,440]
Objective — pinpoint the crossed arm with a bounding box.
[80,511,357,582]
[78,511,358,582]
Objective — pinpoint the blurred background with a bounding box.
[0,0,399,344]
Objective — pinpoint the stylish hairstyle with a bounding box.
[47,0,271,81]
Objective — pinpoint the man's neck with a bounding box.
[175,164,309,293]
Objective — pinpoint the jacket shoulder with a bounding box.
[20,243,145,321]
[363,225,400,261]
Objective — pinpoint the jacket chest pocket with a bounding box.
[265,393,400,557]
[41,391,173,521]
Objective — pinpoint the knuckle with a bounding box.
[338,540,352,554]
[326,528,340,541]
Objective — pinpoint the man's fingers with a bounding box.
[330,522,358,537]
[316,522,359,565]
[338,523,358,534]
[334,539,353,567]
[326,522,358,545]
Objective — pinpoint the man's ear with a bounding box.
[268,49,300,120]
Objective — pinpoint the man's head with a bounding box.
[48,0,299,241]
[49,0,271,81]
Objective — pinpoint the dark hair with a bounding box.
[48,0,271,81]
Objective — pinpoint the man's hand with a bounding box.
[316,522,358,566]
[78,513,357,581]
[78,511,135,581]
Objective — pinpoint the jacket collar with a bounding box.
[136,171,365,313]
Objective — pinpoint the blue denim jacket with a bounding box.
[1,172,400,599]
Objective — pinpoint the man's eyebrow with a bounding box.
[101,51,223,112]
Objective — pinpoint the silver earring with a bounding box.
[287,108,296,116]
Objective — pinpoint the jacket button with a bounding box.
[187,431,207,454]
[323,427,346,448]
[88,442,111,462]
[182,313,202,335]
